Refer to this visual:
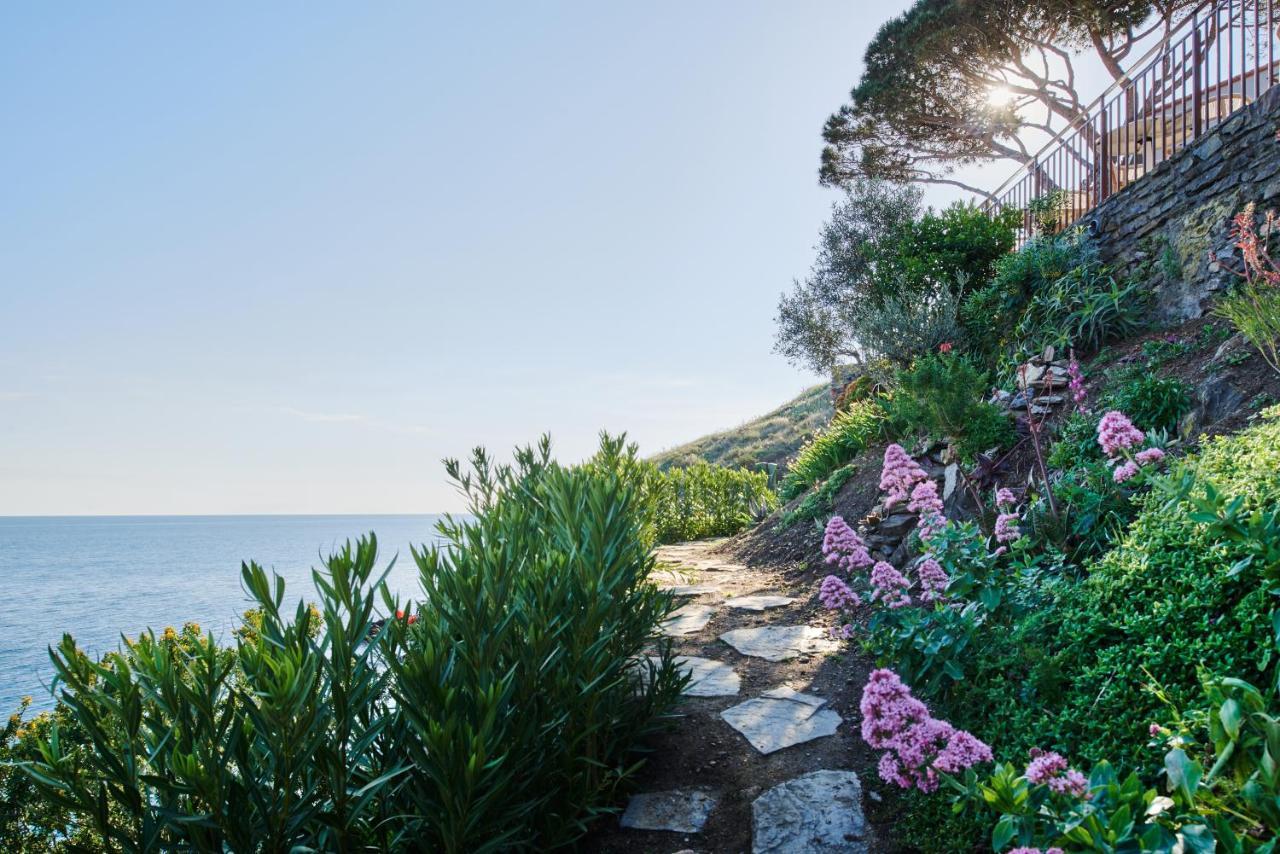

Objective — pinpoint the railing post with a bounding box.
[1193,20,1203,139]
[1099,110,1111,201]
[1033,159,1042,198]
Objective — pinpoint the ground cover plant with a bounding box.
[3,435,687,853]
[820,405,1280,850]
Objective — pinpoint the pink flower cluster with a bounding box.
[995,512,1021,543]
[1068,356,1087,412]
[1136,447,1165,466]
[1113,460,1140,483]
[916,558,949,603]
[908,480,947,541]
[879,444,927,508]
[995,488,1017,508]
[1096,411,1167,484]
[819,574,860,610]
[1026,748,1089,798]
[869,561,911,608]
[860,669,992,793]
[823,516,872,571]
[1097,410,1145,457]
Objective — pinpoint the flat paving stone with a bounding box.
[666,584,721,597]
[719,625,839,662]
[721,691,842,754]
[662,603,718,636]
[724,594,795,611]
[752,770,867,853]
[620,789,718,833]
[677,655,740,696]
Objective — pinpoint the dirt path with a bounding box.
[584,539,904,854]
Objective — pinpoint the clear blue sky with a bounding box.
[1,1,933,515]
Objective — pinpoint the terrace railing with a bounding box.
[985,0,1279,244]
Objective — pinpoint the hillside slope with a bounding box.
[650,383,832,472]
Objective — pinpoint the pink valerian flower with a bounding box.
[829,623,855,639]
[1068,355,1087,412]
[1097,410,1145,458]
[1026,748,1089,799]
[869,561,912,608]
[995,487,1017,509]
[916,558,949,603]
[860,669,928,749]
[822,516,873,571]
[1049,769,1089,797]
[994,512,1022,543]
[1025,749,1068,784]
[879,444,927,508]
[819,574,860,610]
[908,480,947,541]
[1136,447,1166,466]
[1149,723,1163,737]
[859,669,992,793]
[1113,460,1140,483]
[993,545,1008,557]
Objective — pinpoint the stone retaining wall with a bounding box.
[1088,84,1280,322]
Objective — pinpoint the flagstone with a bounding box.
[751,770,867,853]
[620,789,718,833]
[724,594,795,611]
[719,625,839,661]
[661,603,718,636]
[721,691,842,754]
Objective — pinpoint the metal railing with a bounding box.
[985,0,1278,244]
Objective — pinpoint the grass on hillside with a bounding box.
[649,383,832,473]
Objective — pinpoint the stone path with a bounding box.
[605,539,871,852]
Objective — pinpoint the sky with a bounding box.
[0,1,967,516]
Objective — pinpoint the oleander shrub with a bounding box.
[648,460,777,543]
[781,398,888,500]
[12,435,687,853]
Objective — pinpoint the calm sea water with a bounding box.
[0,515,453,714]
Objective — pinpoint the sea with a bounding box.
[0,514,454,715]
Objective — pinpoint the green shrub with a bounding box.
[961,229,1095,362]
[1106,373,1192,434]
[883,353,1014,462]
[893,410,1280,851]
[648,460,777,543]
[890,202,1021,299]
[781,398,887,500]
[14,435,687,852]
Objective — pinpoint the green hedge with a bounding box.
[648,460,777,543]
